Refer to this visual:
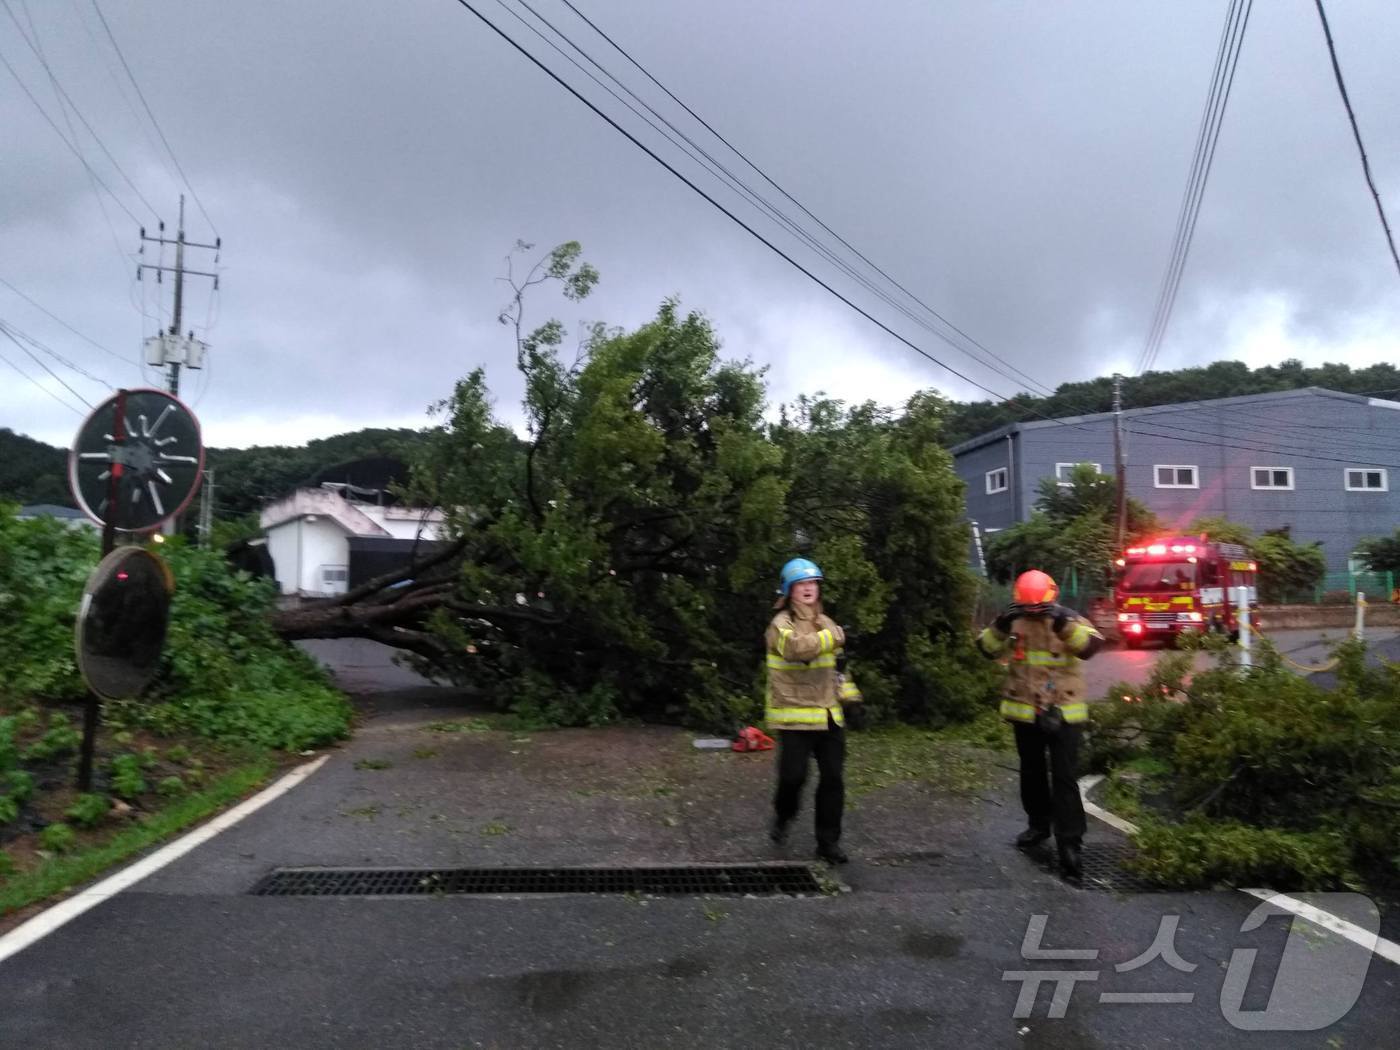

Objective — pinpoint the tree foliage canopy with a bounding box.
[1188,518,1326,603]
[984,464,1157,598]
[279,244,996,728]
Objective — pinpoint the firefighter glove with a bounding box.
[994,608,1017,634]
[843,703,867,731]
[1051,605,1071,633]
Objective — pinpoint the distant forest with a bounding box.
[5,358,1399,518]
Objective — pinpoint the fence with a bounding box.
[1268,570,1396,606]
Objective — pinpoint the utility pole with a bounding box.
[138,196,220,536]
[138,195,219,398]
[1113,373,1127,551]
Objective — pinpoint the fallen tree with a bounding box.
[273,243,998,728]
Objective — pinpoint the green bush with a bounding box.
[0,716,17,772]
[1131,818,1355,889]
[5,770,34,803]
[156,776,185,797]
[109,754,147,800]
[0,512,351,752]
[510,672,620,729]
[65,793,111,828]
[0,795,18,825]
[21,712,81,764]
[1091,638,1400,890]
[38,823,76,853]
[0,513,95,701]
[0,850,14,878]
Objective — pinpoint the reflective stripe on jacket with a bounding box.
[764,606,850,731]
[977,610,1102,725]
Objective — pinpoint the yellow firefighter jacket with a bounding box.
[977,611,1103,724]
[764,604,861,731]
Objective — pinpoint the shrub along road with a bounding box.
[0,643,1395,1048]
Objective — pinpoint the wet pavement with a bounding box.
[0,639,1395,1048]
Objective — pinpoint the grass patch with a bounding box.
[353,758,393,771]
[933,708,1015,752]
[0,758,273,917]
[411,747,438,760]
[846,724,997,798]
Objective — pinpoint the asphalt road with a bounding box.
[1,640,1396,1048]
[1081,626,1400,699]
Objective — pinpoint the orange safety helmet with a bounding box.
[1013,569,1059,607]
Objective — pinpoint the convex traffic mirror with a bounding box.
[75,546,174,700]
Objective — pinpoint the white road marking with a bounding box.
[1240,888,1400,968]
[0,755,327,967]
[1077,774,1400,968]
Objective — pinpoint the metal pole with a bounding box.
[1355,591,1366,641]
[167,195,185,398]
[79,390,126,792]
[1236,585,1252,670]
[1113,373,1127,550]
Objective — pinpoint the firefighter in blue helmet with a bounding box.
[977,570,1104,879]
[764,558,863,864]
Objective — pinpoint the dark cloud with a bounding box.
[2,0,1397,450]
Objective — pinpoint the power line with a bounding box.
[0,318,111,388]
[535,0,1061,402]
[87,0,217,236]
[2,0,162,221]
[452,0,1084,429]
[68,0,183,195]
[499,0,1051,401]
[0,275,139,368]
[1136,0,1253,376]
[0,43,142,226]
[0,324,94,408]
[1312,0,1400,280]
[0,344,85,416]
[1125,417,1400,470]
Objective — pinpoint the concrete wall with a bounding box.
[264,516,350,596]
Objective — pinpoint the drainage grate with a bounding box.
[1028,838,1166,894]
[249,863,824,897]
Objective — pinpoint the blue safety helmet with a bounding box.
[777,557,824,597]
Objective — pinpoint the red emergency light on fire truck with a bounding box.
[1113,537,1257,648]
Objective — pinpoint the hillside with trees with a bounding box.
[941,359,1400,447]
[6,357,1397,518]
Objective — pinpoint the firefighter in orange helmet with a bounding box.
[977,569,1104,879]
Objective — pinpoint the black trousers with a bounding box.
[773,715,845,848]
[1013,720,1086,844]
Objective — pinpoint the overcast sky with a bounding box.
[2,0,1398,450]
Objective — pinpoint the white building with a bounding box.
[259,487,445,598]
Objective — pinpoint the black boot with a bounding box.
[816,843,849,864]
[1015,827,1051,850]
[1058,840,1083,880]
[769,817,790,845]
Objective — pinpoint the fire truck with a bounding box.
[1113,537,1258,648]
